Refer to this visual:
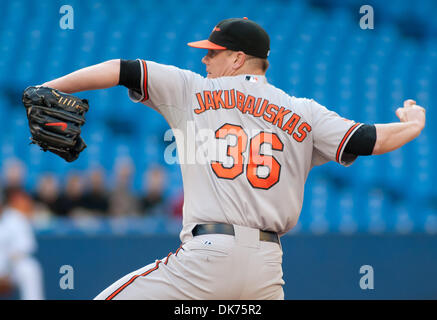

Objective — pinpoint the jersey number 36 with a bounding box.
[211,123,283,190]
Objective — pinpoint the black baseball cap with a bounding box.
[188,17,270,59]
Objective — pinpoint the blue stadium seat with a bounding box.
[364,188,390,234]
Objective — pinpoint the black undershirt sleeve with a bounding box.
[119,59,142,94]
[344,124,377,156]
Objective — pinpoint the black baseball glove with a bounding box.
[22,86,89,162]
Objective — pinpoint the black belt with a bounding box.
[192,223,279,244]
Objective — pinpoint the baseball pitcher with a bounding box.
[23,18,426,299]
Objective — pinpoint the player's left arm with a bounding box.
[41,59,121,93]
[344,99,426,157]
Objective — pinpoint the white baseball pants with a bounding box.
[94,225,284,300]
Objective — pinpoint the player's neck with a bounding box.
[231,66,265,77]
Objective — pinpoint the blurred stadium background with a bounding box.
[0,0,436,299]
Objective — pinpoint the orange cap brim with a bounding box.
[187,40,227,50]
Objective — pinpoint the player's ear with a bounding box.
[232,51,246,70]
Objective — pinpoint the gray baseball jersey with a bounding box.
[95,60,362,300]
[129,60,362,242]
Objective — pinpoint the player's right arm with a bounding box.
[41,59,121,93]
[309,98,426,167]
[372,99,426,155]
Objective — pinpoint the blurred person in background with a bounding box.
[32,173,63,220]
[140,165,168,216]
[0,187,44,300]
[108,157,140,217]
[56,171,86,217]
[2,157,26,192]
[0,191,13,299]
[170,190,184,221]
[81,166,110,216]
